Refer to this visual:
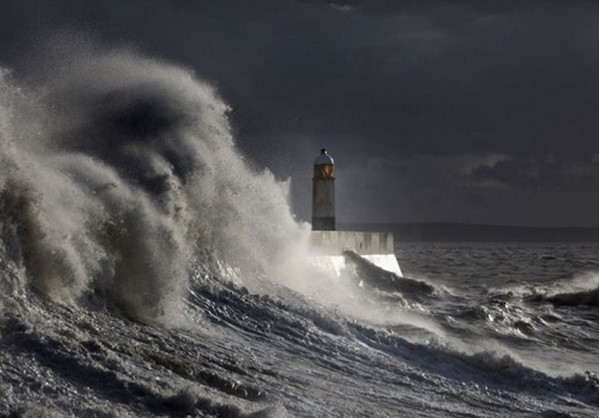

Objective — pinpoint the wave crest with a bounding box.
[0,37,306,324]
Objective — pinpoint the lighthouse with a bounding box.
[312,148,336,231]
[309,147,402,276]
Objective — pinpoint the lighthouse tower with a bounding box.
[312,148,336,231]
[309,147,402,276]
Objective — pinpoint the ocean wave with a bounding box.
[0,36,307,324]
[519,273,599,308]
[542,286,599,307]
[344,250,442,300]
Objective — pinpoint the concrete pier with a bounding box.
[310,231,394,255]
[310,231,402,276]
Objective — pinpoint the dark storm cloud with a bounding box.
[470,157,599,191]
[2,0,599,225]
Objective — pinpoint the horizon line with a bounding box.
[336,221,599,229]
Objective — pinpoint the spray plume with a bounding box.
[0,36,309,324]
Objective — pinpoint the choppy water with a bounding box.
[1,37,599,417]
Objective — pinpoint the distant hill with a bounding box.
[337,222,599,242]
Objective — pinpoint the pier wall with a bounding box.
[310,231,394,255]
[310,231,402,276]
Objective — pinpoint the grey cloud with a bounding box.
[470,158,599,191]
[2,0,599,225]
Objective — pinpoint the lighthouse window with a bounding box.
[314,164,335,179]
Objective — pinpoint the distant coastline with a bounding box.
[338,222,599,242]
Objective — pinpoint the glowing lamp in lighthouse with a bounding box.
[312,148,336,231]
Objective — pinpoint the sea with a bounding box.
[1,41,599,418]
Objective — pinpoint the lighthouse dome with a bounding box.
[314,148,334,165]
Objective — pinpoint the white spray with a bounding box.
[0,38,310,324]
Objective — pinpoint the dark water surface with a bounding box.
[2,242,599,417]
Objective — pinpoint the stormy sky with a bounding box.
[2,0,599,226]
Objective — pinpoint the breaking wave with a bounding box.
[0,37,308,324]
[535,286,599,307]
[344,250,441,299]
[521,273,599,308]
